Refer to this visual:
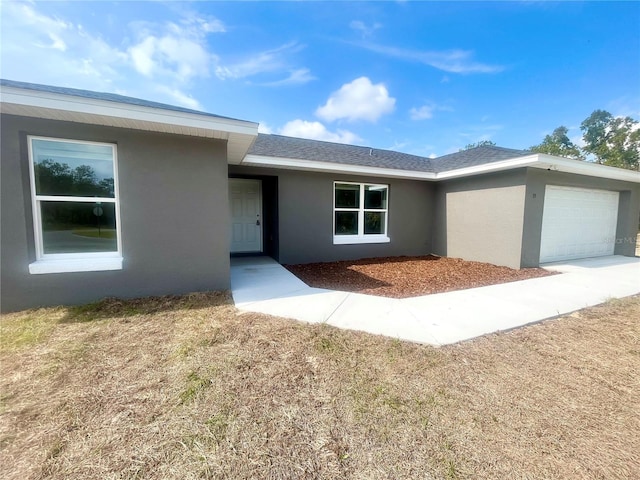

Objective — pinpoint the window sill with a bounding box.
[29,257,123,274]
[333,235,390,245]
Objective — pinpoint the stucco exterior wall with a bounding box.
[522,168,640,267]
[229,165,435,264]
[432,169,528,269]
[1,114,230,312]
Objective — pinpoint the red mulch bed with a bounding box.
[284,255,555,298]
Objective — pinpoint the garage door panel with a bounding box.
[539,186,619,263]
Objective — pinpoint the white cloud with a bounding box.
[180,12,226,34]
[428,153,437,159]
[410,105,434,120]
[350,20,382,38]
[215,42,304,80]
[258,122,273,134]
[46,33,67,51]
[0,3,227,109]
[155,85,202,110]
[358,43,503,74]
[279,119,361,144]
[316,77,396,123]
[260,68,315,87]
[127,20,214,82]
[409,102,453,121]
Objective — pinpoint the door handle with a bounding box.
[256,219,261,226]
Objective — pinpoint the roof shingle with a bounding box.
[249,134,434,172]
[249,134,532,173]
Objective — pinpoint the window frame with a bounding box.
[27,135,123,274]
[333,181,390,245]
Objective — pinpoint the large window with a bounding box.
[333,182,390,244]
[28,136,122,274]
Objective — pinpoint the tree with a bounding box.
[580,110,639,170]
[462,140,496,151]
[530,126,583,160]
[530,110,639,171]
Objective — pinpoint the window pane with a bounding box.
[335,211,358,235]
[335,183,360,208]
[364,211,386,235]
[32,139,115,197]
[364,185,387,209]
[41,201,117,254]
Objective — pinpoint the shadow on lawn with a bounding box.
[59,291,232,323]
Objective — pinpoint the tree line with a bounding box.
[463,110,639,171]
[35,160,115,230]
[530,110,639,171]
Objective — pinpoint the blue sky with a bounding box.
[1,1,638,157]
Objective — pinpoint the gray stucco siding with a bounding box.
[432,169,528,269]
[521,168,640,267]
[1,114,230,312]
[229,166,434,264]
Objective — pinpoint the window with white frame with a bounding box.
[28,136,122,274]
[333,182,390,244]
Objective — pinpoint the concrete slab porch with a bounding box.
[230,255,640,346]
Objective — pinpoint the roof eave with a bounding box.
[242,154,437,180]
[529,153,640,183]
[0,85,259,163]
[241,153,640,183]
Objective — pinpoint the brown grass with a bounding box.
[1,292,639,479]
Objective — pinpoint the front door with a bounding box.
[229,178,262,253]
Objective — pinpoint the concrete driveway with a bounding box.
[230,255,640,346]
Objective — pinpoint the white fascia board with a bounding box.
[0,86,259,136]
[434,156,538,179]
[530,154,640,183]
[242,154,437,180]
[243,152,640,184]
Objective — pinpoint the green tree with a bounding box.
[530,126,583,160]
[462,140,496,151]
[580,110,639,170]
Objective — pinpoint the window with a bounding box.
[333,182,390,244]
[27,136,122,274]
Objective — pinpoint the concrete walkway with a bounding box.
[230,255,640,346]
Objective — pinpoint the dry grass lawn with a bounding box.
[1,293,639,479]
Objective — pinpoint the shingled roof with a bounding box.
[249,134,434,172]
[431,145,532,172]
[0,79,246,123]
[249,134,532,173]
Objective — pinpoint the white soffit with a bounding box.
[0,85,259,163]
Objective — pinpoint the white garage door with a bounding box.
[539,185,619,263]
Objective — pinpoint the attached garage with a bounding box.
[539,185,619,263]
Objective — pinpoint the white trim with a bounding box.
[243,153,640,184]
[244,154,437,180]
[434,155,538,179]
[1,86,258,135]
[333,181,389,243]
[27,135,123,273]
[29,257,123,274]
[530,154,640,183]
[333,235,391,245]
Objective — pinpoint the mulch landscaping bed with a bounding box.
[284,255,555,298]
